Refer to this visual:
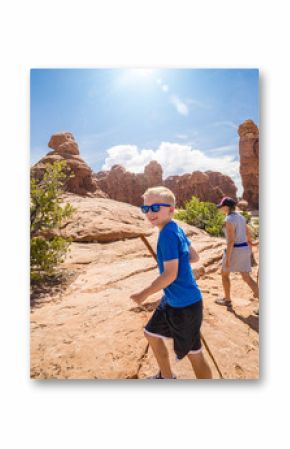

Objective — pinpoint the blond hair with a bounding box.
[142,186,176,207]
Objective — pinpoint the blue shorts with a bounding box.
[144,297,203,360]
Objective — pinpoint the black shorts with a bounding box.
[144,297,203,360]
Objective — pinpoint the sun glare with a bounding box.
[130,69,154,77]
[118,68,157,86]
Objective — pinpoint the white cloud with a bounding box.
[102,145,155,173]
[156,79,203,116]
[102,141,242,194]
[170,95,189,116]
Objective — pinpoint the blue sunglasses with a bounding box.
[140,203,171,213]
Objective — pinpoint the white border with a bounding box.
[1,1,289,448]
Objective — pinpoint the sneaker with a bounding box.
[215,298,232,307]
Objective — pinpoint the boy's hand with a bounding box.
[130,290,148,305]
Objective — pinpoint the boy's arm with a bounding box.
[143,259,178,296]
[130,259,178,304]
[188,243,199,262]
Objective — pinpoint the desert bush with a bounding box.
[249,217,259,239]
[174,196,224,236]
[239,210,259,239]
[240,210,252,223]
[30,160,75,282]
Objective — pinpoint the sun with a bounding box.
[129,69,154,78]
[118,68,158,86]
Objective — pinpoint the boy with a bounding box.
[130,186,212,379]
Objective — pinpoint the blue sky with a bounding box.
[30,68,259,194]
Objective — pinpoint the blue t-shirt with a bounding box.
[157,220,202,308]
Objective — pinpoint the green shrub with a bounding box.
[249,217,259,239]
[30,236,72,282]
[239,210,259,239]
[30,160,76,282]
[174,196,224,236]
[240,210,252,223]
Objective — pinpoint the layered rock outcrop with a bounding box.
[30,194,259,380]
[239,120,259,209]
[164,170,237,206]
[95,163,237,207]
[206,171,237,200]
[31,132,107,197]
[94,161,163,206]
[53,193,154,243]
[32,130,241,206]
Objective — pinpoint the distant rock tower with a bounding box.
[94,161,164,206]
[31,132,106,197]
[144,160,163,186]
[238,120,259,209]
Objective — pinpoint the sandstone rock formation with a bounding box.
[95,162,237,207]
[239,120,259,209]
[31,132,107,197]
[164,170,237,206]
[144,160,163,186]
[51,193,154,243]
[48,132,80,155]
[206,171,237,200]
[32,132,238,205]
[30,194,259,380]
[94,161,163,206]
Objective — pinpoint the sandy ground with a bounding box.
[30,235,259,380]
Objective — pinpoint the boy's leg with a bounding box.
[240,272,259,298]
[187,350,212,379]
[144,331,174,378]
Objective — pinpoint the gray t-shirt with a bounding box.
[223,212,247,244]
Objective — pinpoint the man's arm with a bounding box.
[130,259,179,304]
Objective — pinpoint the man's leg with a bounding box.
[221,271,231,300]
[144,331,174,378]
[187,351,212,379]
[240,272,259,298]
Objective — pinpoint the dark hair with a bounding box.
[217,196,237,211]
[228,204,236,214]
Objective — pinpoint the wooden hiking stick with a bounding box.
[139,234,224,379]
[199,334,224,379]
